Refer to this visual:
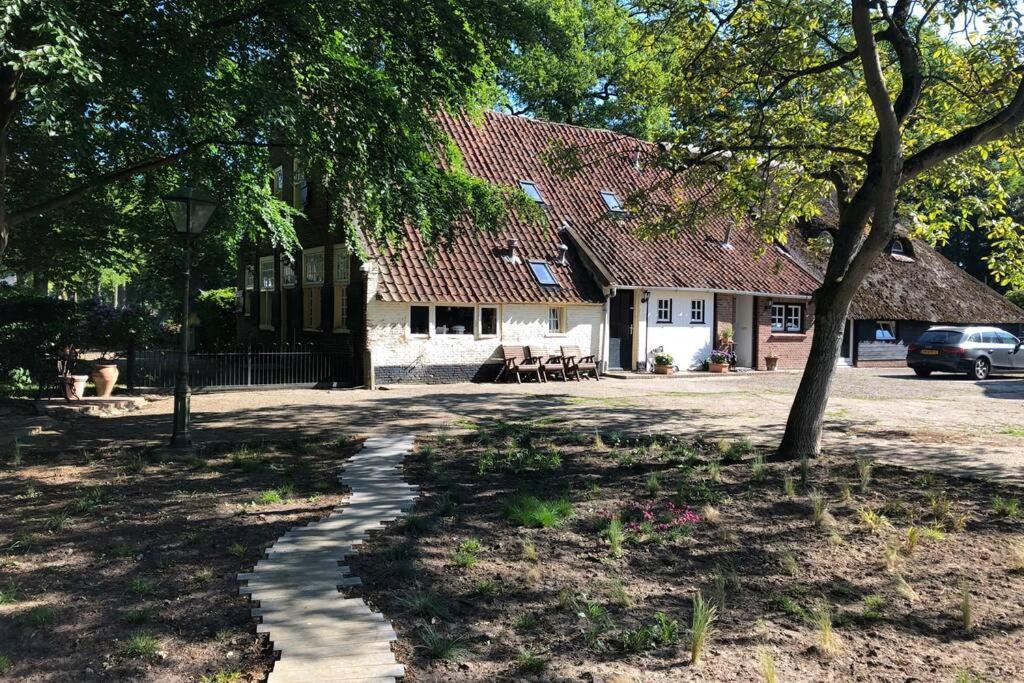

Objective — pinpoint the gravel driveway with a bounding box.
[14,367,1024,484]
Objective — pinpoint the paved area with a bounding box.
[10,368,1024,484]
[240,434,417,683]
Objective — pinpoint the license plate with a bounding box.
[921,349,939,356]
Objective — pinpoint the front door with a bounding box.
[608,291,634,370]
[734,295,754,367]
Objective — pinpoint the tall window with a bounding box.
[690,299,705,324]
[410,305,429,335]
[272,165,285,199]
[280,257,296,337]
[292,159,308,210]
[548,306,566,334]
[656,299,672,323]
[770,304,786,332]
[244,265,255,316]
[258,256,275,329]
[302,247,324,330]
[332,244,350,332]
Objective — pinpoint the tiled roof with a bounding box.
[368,110,820,304]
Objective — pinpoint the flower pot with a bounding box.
[708,362,729,374]
[90,363,119,398]
[61,375,89,400]
[654,364,674,375]
[764,356,779,371]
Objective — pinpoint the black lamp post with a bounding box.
[162,187,217,450]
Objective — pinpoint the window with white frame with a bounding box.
[258,256,275,329]
[410,305,429,335]
[656,298,672,323]
[273,165,285,199]
[302,247,324,330]
[690,299,705,323]
[280,258,296,288]
[244,265,255,317]
[292,159,308,210]
[519,180,545,204]
[436,306,474,335]
[479,306,499,337]
[770,304,786,332]
[548,306,566,334]
[784,304,803,332]
[332,244,350,332]
[875,320,896,341]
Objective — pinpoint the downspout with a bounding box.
[641,289,651,373]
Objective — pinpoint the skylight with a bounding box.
[519,181,545,204]
[528,259,558,286]
[600,191,624,212]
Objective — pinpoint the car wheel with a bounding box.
[969,357,991,380]
[913,368,932,377]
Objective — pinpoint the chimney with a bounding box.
[507,237,520,264]
[557,243,569,266]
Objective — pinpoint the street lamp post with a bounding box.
[162,187,217,450]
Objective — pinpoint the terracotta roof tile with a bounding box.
[367,110,819,303]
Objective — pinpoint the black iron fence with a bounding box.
[128,344,345,390]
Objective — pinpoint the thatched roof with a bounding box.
[787,226,1024,323]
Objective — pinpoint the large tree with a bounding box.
[1,0,550,274]
[615,0,1024,458]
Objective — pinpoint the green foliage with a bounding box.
[123,632,160,659]
[194,288,238,351]
[502,494,572,528]
[453,538,483,568]
[688,590,717,665]
[515,647,547,674]
[478,444,562,474]
[200,671,242,683]
[0,580,22,605]
[862,595,886,620]
[416,626,467,661]
[400,593,450,620]
[992,496,1020,519]
[0,653,9,674]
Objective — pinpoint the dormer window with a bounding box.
[600,191,624,212]
[889,237,915,260]
[891,239,904,255]
[528,259,558,286]
[519,181,545,204]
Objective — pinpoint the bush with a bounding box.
[194,288,237,350]
[0,296,83,376]
[654,352,673,366]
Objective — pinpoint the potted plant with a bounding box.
[764,345,779,371]
[707,349,733,373]
[653,352,674,375]
[718,326,734,348]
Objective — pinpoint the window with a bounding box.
[410,305,429,335]
[259,256,275,330]
[770,304,786,332]
[548,306,566,334]
[518,181,545,204]
[436,306,474,335]
[280,259,296,288]
[875,321,896,341]
[272,165,285,199]
[918,329,964,345]
[302,247,324,330]
[784,304,803,332]
[600,191,624,212]
[243,265,255,316]
[479,306,499,337]
[528,260,558,286]
[996,330,1020,344]
[332,244,350,332]
[690,299,705,324]
[891,239,904,255]
[656,298,672,323]
[292,159,308,210]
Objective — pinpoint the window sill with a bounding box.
[476,334,499,340]
[545,333,567,338]
[333,328,350,334]
[690,321,706,325]
[302,327,323,333]
[259,325,274,331]
[769,331,806,338]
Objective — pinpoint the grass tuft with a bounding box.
[812,604,840,658]
[809,491,831,528]
[757,645,777,683]
[515,647,547,674]
[751,454,767,482]
[646,472,661,496]
[453,538,482,568]
[688,590,717,665]
[16,605,57,627]
[123,632,160,659]
[0,654,10,675]
[399,593,449,620]
[502,495,572,528]
[520,538,538,563]
[416,625,466,661]
[857,507,892,533]
[959,579,973,633]
[605,516,625,558]
[856,456,874,494]
[783,475,796,499]
[992,496,1020,519]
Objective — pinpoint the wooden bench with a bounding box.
[495,345,544,383]
[527,346,568,382]
[560,345,599,381]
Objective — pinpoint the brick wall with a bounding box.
[713,293,735,345]
[753,296,816,370]
[366,300,603,385]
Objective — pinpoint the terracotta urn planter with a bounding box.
[90,363,120,398]
[708,362,729,374]
[764,356,779,371]
[61,375,89,400]
[654,364,674,375]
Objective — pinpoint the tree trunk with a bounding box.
[774,291,852,459]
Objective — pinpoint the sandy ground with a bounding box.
[9,367,1024,484]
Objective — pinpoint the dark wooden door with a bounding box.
[608,291,634,370]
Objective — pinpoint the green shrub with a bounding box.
[193,288,238,351]
[502,495,572,528]
[478,444,562,474]
[416,626,466,661]
[123,632,160,658]
[0,654,11,674]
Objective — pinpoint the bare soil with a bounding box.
[350,422,1024,682]
[0,438,359,682]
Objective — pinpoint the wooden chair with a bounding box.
[496,345,544,383]
[528,346,567,382]
[560,345,600,381]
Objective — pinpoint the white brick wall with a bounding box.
[636,290,714,370]
[366,299,603,381]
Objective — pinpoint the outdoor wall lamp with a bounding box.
[162,187,217,450]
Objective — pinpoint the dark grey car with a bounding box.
[907,326,1024,380]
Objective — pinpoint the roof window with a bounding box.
[528,259,558,286]
[600,191,624,212]
[890,237,915,260]
[519,181,545,204]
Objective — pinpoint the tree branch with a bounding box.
[904,71,1024,180]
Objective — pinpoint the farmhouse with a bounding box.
[236,110,1022,384]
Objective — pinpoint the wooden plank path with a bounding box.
[238,434,417,683]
